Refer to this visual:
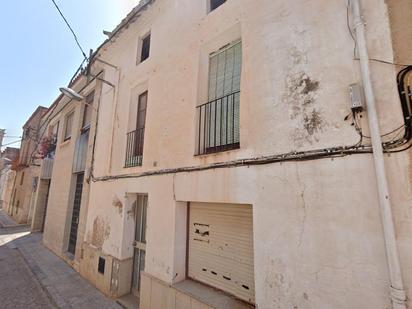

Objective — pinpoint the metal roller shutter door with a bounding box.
[188,202,255,304]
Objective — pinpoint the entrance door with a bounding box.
[40,180,51,232]
[68,173,84,255]
[131,194,147,297]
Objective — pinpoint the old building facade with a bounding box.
[0,147,19,211]
[54,0,412,308]
[32,74,101,272]
[12,0,412,308]
[8,107,47,224]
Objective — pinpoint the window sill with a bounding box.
[195,143,240,157]
[173,279,254,309]
[60,138,71,148]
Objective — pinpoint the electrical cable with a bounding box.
[90,63,412,182]
[50,0,88,60]
[1,140,22,147]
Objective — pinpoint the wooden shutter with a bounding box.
[188,202,255,304]
[207,41,242,148]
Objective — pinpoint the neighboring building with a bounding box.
[9,106,48,223]
[0,147,19,211]
[33,0,412,309]
[0,147,19,171]
[34,73,100,272]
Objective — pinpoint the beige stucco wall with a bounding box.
[42,76,97,263]
[79,0,412,308]
[10,166,39,224]
[10,107,46,224]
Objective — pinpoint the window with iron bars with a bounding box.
[196,41,242,155]
[125,91,148,167]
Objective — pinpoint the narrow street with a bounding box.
[0,226,53,308]
[0,210,122,309]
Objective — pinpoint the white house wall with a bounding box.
[81,0,412,308]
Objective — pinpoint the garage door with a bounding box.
[188,202,255,304]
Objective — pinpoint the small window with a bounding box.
[98,257,106,274]
[64,112,74,141]
[210,0,226,11]
[82,92,94,130]
[140,33,151,63]
[49,122,59,144]
[20,172,25,186]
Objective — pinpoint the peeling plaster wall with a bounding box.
[82,0,412,308]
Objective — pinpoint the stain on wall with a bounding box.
[91,216,111,249]
[112,195,123,215]
[285,71,325,146]
[283,29,325,147]
[126,199,137,221]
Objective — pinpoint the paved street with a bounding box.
[0,227,54,309]
[0,210,122,309]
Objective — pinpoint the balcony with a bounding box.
[40,158,54,180]
[196,91,240,155]
[125,128,145,168]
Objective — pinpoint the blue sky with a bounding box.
[0,0,139,148]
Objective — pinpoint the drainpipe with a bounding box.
[351,1,406,308]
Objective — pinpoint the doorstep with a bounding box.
[173,280,254,309]
[116,293,139,309]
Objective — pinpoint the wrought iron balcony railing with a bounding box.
[125,128,145,168]
[196,91,240,155]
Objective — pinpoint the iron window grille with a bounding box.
[125,128,145,167]
[196,91,240,155]
[196,40,242,155]
[125,91,148,168]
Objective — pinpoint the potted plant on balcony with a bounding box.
[39,136,56,159]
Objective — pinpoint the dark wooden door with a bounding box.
[40,180,51,232]
[68,173,84,254]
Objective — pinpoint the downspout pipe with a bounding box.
[351,1,407,308]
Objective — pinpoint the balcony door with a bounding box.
[131,194,147,297]
[125,91,148,167]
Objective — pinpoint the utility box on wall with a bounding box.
[349,83,365,112]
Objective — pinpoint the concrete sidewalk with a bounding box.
[0,209,122,309]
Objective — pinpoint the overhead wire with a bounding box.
[1,140,22,147]
[50,0,88,60]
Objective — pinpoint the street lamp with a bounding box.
[59,87,84,101]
